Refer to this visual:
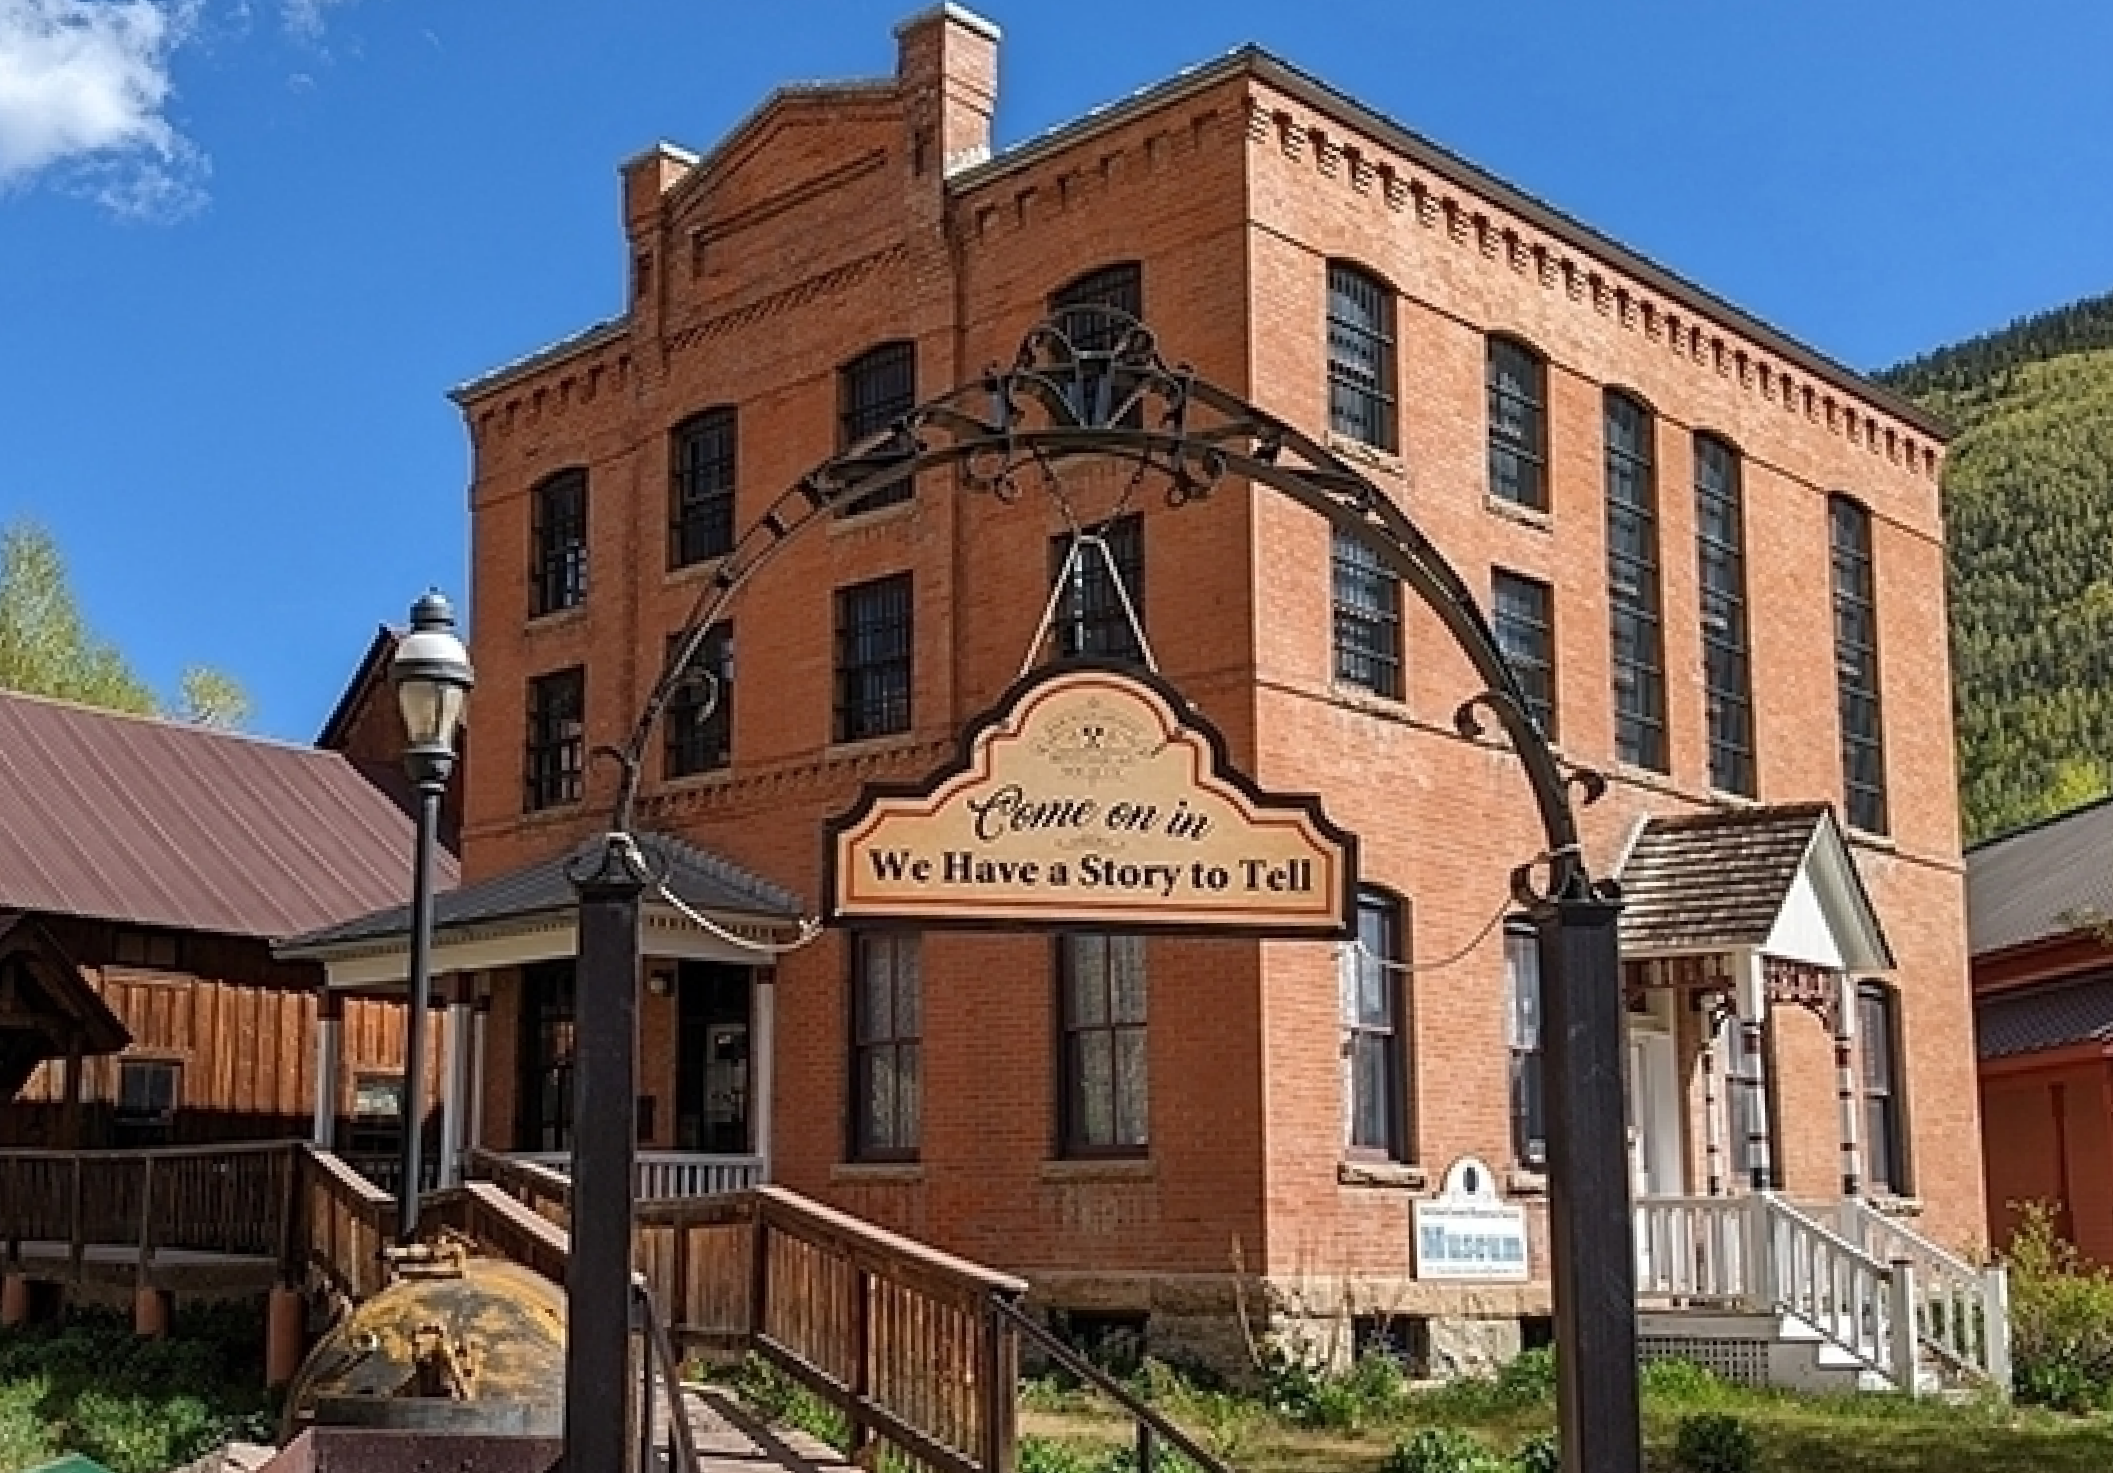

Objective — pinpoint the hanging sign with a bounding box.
[824,661,1355,935]
[1413,1157,1531,1281]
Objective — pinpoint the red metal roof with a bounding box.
[0,690,458,941]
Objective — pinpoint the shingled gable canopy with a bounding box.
[1616,802,1894,978]
[275,831,805,990]
[0,912,129,1100]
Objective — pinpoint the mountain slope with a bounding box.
[1879,292,2113,844]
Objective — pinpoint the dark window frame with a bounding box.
[850,932,922,1162]
[1830,495,1888,834]
[663,623,734,779]
[515,960,577,1153]
[1696,434,1756,796]
[1505,924,1544,1170]
[1492,569,1558,740]
[1332,528,1404,699]
[110,928,181,971]
[838,340,918,515]
[1327,262,1398,452]
[1058,933,1149,1158]
[113,1058,180,1147]
[529,467,589,617]
[1487,336,1548,510]
[1050,512,1146,662]
[1858,980,1912,1195]
[834,574,914,743]
[1343,888,1411,1163]
[1605,391,1667,771]
[669,408,738,568]
[1050,262,1145,426]
[524,666,586,811]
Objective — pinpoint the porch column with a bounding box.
[467,980,490,1155]
[312,991,344,1149]
[1835,970,1864,1197]
[1700,993,1726,1197]
[753,967,776,1180]
[1734,951,1773,1191]
[60,1029,85,1148]
[438,975,472,1186]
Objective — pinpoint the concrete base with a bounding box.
[1427,1316,1524,1379]
[258,1430,561,1472]
[134,1284,173,1338]
[266,1284,308,1389]
[1,1273,32,1327]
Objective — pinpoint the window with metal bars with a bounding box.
[1858,980,1910,1194]
[1332,529,1403,698]
[1492,569,1557,740]
[834,574,913,742]
[1604,391,1666,771]
[1696,435,1755,796]
[529,468,588,617]
[1049,514,1145,662]
[1487,337,1547,510]
[838,340,918,515]
[1505,925,1544,1169]
[524,666,585,811]
[851,932,921,1160]
[1327,262,1397,451]
[1830,495,1888,834]
[1341,889,1409,1160]
[669,408,737,568]
[663,623,733,778]
[1059,934,1148,1156]
[1050,263,1144,427]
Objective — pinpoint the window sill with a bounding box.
[1483,493,1553,530]
[828,497,919,534]
[1325,431,1405,477]
[664,552,732,586]
[826,732,925,761]
[831,1162,924,1184]
[1041,1158,1154,1184]
[659,765,736,793]
[1507,1168,1549,1197]
[1329,682,1411,720]
[525,605,589,632]
[1337,1160,1426,1190]
[1846,827,1897,854]
[1868,1194,1923,1218]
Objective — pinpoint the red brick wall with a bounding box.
[449,10,1983,1307]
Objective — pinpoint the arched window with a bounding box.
[1695,433,1754,795]
[529,467,588,616]
[838,340,918,515]
[1326,262,1397,451]
[1050,262,1144,425]
[1830,495,1886,833]
[1487,337,1547,510]
[1604,391,1665,770]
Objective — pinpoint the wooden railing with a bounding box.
[1,1141,303,1285]
[294,1145,395,1304]
[509,1149,767,1201]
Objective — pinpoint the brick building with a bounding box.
[288,7,1985,1377]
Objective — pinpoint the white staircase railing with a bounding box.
[1635,1195,1753,1304]
[1835,1197,2012,1392]
[510,1149,764,1200]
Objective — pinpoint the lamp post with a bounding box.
[391,590,474,1245]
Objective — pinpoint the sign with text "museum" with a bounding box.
[824,662,1356,935]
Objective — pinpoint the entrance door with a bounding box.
[1627,1029,1683,1199]
[676,963,751,1154]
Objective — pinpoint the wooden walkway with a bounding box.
[674,1387,853,1473]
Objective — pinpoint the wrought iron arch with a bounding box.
[566,309,1638,1473]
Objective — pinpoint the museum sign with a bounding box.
[824,662,1356,935]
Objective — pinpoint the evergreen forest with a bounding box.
[1880,291,2113,843]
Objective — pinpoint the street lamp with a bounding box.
[391,589,474,1245]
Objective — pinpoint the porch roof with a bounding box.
[1,912,131,1097]
[1977,969,2113,1061]
[275,830,803,963]
[1615,802,1893,972]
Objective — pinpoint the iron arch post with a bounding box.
[565,313,1637,1473]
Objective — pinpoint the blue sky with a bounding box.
[2,0,2109,740]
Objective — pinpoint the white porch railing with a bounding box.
[1636,1193,2011,1394]
[1835,1196,2012,1393]
[512,1150,765,1200]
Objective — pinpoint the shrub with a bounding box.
[1510,1430,1560,1473]
[1672,1411,1758,1473]
[2006,1201,2113,1412]
[1381,1426,1510,1473]
[1640,1357,1728,1405]
[1018,1436,1104,1473]
[1493,1346,1558,1403]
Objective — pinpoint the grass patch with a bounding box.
[1013,1355,2113,1473]
[0,1303,275,1473]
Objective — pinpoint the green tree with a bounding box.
[0,521,248,726]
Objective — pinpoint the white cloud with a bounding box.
[280,0,349,41]
[0,0,205,216]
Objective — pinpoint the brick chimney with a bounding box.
[894,4,1000,177]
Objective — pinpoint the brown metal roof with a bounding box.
[1977,970,2113,1061]
[0,690,458,941]
[1966,796,2113,958]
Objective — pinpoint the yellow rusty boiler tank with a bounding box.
[282,1245,568,1440]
